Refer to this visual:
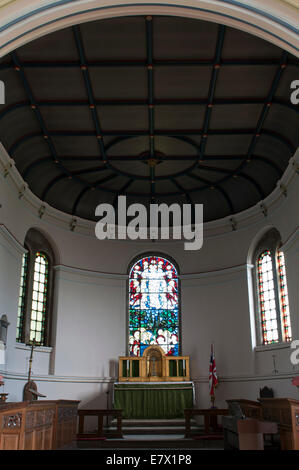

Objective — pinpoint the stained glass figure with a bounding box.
[257,250,279,345]
[29,252,49,344]
[129,256,179,356]
[277,251,292,342]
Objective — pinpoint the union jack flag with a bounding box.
[209,344,218,397]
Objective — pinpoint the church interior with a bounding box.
[0,1,298,451]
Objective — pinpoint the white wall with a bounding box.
[0,147,298,417]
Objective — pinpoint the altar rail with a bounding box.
[0,400,79,450]
[184,408,229,437]
[77,409,123,438]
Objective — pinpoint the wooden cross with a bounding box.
[27,338,38,383]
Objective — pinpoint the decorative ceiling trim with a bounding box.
[0,1,298,59]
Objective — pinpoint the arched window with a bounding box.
[29,252,49,344]
[254,229,292,346]
[16,229,55,346]
[129,255,180,357]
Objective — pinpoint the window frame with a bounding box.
[253,228,292,347]
[16,229,55,346]
[127,252,181,357]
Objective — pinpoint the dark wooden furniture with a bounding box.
[223,401,278,450]
[260,398,299,450]
[0,400,79,450]
[259,386,274,398]
[226,399,262,419]
[77,409,123,439]
[54,400,80,449]
[184,408,229,437]
[237,418,278,450]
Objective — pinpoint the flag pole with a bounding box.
[211,342,215,408]
[209,341,218,409]
[213,341,215,407]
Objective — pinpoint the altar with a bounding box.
[113,381,194,419]
[114,345,194,419]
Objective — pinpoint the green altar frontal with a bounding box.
[113,382,194,419]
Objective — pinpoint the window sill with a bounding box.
[15,343,52,354]
[254,342,291,353]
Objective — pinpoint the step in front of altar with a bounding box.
[75,418,224,449]
[105,418,201,436]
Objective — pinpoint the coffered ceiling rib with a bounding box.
[21,154,283,183]
[146,16,156,202]
[0,98,297,121]
[71,174,118,215]
[199,24,226,160]
[1,58,297,70]
[8,129,296,156]
[22,157,109,179]
[171,178,194,206]
[187,172,235,213]
[10,52,69,182]
[72,25,106,163]
[112,179,135,210]
[233,51,289,178]
[193,164,266,198]
[8,50,98,201]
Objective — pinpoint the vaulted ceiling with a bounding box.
[0,16,298,222]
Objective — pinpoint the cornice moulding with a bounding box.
[0,223,27,256]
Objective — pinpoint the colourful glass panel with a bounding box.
[277,251,292,342]
[129,256,179,356]
[257,250,279,345]
[29,252,49,345]
[16,252,28,342]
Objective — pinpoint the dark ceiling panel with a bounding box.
[17,27,79,61]
[89,67,148,100]
[153,16,219,60]
[155,105,205,131]
[215,66,278,98]
[154,66,211,99]
[221,27,283,60]
[80,17,147,60]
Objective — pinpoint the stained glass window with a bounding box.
[129,256,179,357]
[29,252,49,344]
[257,250,279,345]
[277,251,292,342]
[16,252,29,343]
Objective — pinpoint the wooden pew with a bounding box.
[260,398,299,450]
[0,400,79,450]
[226,399,262,419]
